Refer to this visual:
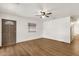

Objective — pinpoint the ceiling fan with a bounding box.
[36,9,52,18]
[34,4,57,19]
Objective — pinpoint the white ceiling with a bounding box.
[0,3,79,19]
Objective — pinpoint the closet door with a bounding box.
[2,19,16,46]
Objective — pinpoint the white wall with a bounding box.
[0,13,72,46]
[43,17,71,43]
[0,13,43,46]
[73,18,79,36]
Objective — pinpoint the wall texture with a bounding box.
[43,17,70,43]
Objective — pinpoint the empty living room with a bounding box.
[0,3,79,56]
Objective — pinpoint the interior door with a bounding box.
[2,19,16,46]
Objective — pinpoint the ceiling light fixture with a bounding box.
[36,9,52,19]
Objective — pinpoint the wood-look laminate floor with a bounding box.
[0,38,79,56]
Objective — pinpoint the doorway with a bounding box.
[2,19,16,47]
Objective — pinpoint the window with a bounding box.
[28,23,36,32]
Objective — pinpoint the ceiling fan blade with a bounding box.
[45,15,49,17]
[45,12,52,16]
[47,12,52,15]
[46,9,56,15]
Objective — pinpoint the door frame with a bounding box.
[2,19,16,46]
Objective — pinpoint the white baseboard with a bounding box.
[16,36,42,43]
[42,36,70,43]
